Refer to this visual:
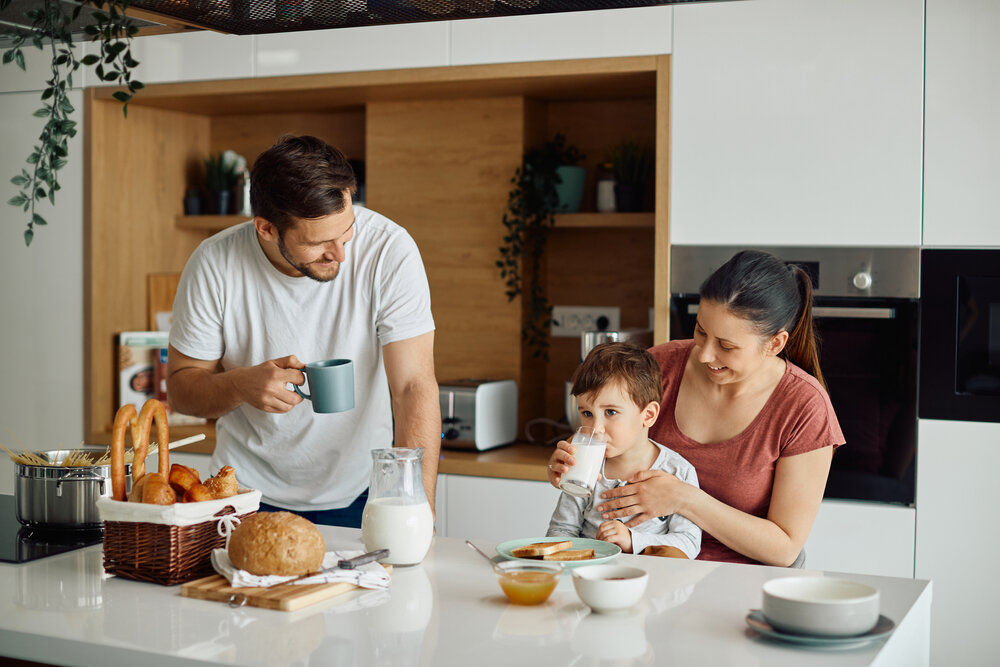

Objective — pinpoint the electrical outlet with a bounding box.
[551,306,621,338]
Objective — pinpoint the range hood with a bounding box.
[125,0,737,35]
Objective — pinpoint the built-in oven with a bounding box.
[920,248,1000,422]
[670,246,920,506]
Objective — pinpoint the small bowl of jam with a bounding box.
[494,560,564,605]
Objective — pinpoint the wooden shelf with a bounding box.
[552,212,654,229]
[175,214,248,232]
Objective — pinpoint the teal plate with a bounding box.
[746,610,895,649]
[495,537,621,568]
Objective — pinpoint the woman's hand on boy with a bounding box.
[546,439,576,488]
[597,520,632,554]
[597,469,686,527]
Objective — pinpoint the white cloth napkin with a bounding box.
[211,549,391,589]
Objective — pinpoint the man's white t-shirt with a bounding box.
[169,207,435,510]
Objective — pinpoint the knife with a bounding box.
[337,549,389,569]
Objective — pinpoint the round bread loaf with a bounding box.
[228,512,326,576]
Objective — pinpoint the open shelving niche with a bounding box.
[85,55,671,448]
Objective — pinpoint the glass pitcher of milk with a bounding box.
[361,448,434,566]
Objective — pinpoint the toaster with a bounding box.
[439,379,518,451]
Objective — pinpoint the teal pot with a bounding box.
[554,165,586,213]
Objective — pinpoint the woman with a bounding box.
[548,250,844,566]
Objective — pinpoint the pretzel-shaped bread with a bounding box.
[110,399,171,503]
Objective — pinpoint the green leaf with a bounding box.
[11,174,28,186]
[14,49,25,71]
[32,107,49,118]
[111,90,131,103]
[52,157,67,171]
[32,213,47,226]
[35,186,46,198]
[130,80,144,90]
[80,54,99,66]
[24,228,33,247]
[2,48,15,65]
[8,194,27,207]
[103,71,119,81]
[40,87,53,100]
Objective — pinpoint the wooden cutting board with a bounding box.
[180,565,392,612]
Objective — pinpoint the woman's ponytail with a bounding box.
[782,266,826,390]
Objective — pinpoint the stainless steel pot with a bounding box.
[14,448,131,530]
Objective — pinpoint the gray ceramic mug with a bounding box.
[294,359,355,413]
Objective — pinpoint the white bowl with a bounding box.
[572,564,648,613]
[762,576,880,637]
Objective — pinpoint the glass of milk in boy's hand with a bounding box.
[560,426,609,498]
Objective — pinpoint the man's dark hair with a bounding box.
[250,135,357,234]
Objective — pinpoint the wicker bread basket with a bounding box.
[97,489,261,586]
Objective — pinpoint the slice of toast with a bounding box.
[511,540,573,558]
[542,548,596,561]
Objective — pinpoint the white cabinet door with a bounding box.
[441,474,561,542]
[126,32,255,85]
[915,419,1000,666]
[804,500,914,578]
[671,0,923,247]
[449,6,672,66]
[0,90,85,457]
[256,22,449,77]
[924,0,1000,247]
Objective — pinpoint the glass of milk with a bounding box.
[361,448,434,566]
[559,427,608,498]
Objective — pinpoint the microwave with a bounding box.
[919,248,1000,422]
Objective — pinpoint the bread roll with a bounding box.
[228,512,326,576]
[204,465,238,499]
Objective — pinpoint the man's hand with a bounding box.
[596,519,633,554]
[234,355,306,413]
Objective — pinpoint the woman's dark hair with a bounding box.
[250,135,356,234]
[699,249,825,389]
[571,341,662,409]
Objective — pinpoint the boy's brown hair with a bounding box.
[570,341,662,409]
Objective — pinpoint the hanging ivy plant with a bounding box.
[1,0,144,246]
[497,132,584,361]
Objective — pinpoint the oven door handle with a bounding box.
[685,304,896,319]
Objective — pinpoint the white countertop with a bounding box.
[0,524,931,666]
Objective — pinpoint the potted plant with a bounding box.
[497,132,585,361]
[2,0,143,246]
[608,139,653,212]
[204,150,244,215]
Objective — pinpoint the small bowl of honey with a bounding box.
[493,560,564,605]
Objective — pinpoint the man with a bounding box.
[167,135,440,527]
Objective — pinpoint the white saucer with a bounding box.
[745,610,895,648]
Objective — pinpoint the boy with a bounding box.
[547,342,701,558]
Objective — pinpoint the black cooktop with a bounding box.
[0,495,104,564]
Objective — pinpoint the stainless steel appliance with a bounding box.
[920,248,1000,422]
[670,246,920,506]
[439,379,518,451]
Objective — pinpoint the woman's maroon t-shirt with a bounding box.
[648,339,845,565]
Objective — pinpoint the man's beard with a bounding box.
[277,233,339,283]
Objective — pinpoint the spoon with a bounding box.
[466,540,496,566]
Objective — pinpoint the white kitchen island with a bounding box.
[0,524,931,666]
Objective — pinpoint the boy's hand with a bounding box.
[546,439,576,489]
[597,520,633,554]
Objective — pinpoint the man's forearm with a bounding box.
[392,380,441,510]
[167,367,245,420]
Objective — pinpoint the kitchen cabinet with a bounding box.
[670,0,923,247]
[82,56,669,444]
[436,473,561,541]
[0,90,86,456]
[923,0,1000,247]
[125,31,256,85]
[804,499,914,578]
[448,5,672,66]
[915,419,1000,665]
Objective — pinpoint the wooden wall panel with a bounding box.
[210,110,366,171]
[365,97,529,423]
[543,227,655,421]
[85,95,210,437]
